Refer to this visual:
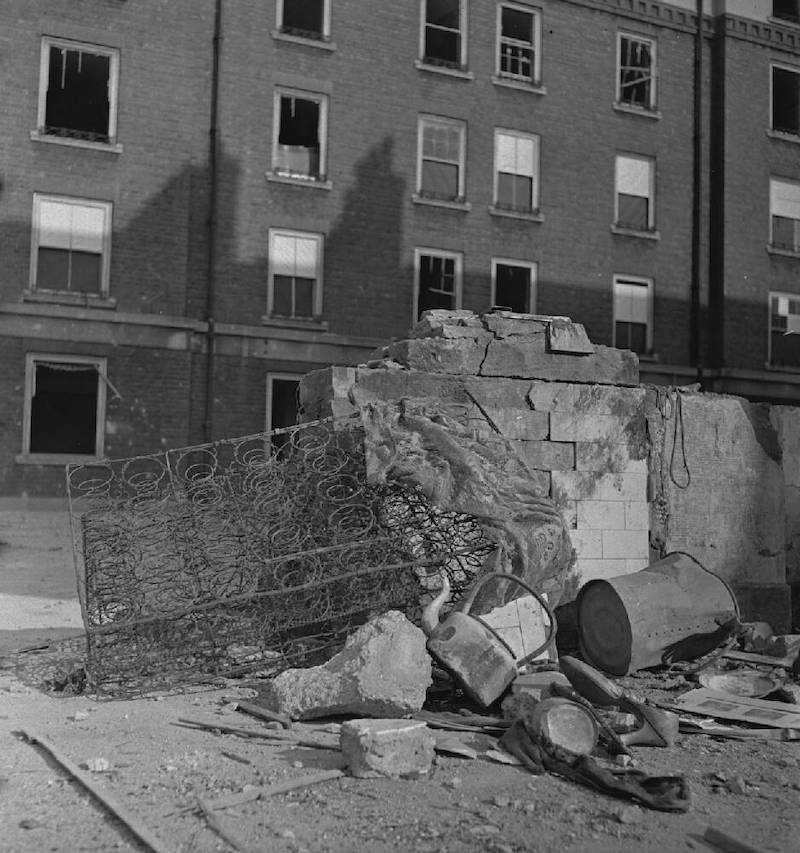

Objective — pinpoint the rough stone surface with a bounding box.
[385,338,488,374]
[547,319,595,354]
[261,611,432,720]
[340,719,436,778]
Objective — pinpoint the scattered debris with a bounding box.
[433,735,478,760]
[176,717,339,751]
[703,826,765,853]
[520,697,598,755]
[675,688,800,729]
[484,748,522,766]
[340,719,436,779]
[195,795,250,853]
[43,664,87,694]
[85,757,112,773]
[697,669,781,698]
[233,699,292,730]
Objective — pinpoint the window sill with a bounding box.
[488,205,543,222]
[16,452,103,466]
[767,245,800,258]
[271,29,337,50]
[412,194,471,211]
[267,172,332,190]
[766,129,800,144]
[612,102,661,121]
[491,75,546,95]
[611,225,660,241]
[261,315,329,331]
[414,60,474,80]
[30,130,123,154]
[22,290,116,309]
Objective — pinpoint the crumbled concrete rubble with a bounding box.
[340,719,435,779]
[260,611,431,720]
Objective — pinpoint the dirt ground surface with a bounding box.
[1,503,799,853]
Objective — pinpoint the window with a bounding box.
[37,38,119,144]
[30,195,112,295]
[770,177,800,252]
[22,354,106,459]
[417,116,466,202]
[272,89,328,181]
[492,259,536,313]
[267,374,302,451]
[770,293,800,367]
[268,229,323,319]
[615,154,655,232]
[278,0,329,40]
[421,0,466,69]
[496,3,541,84]
[617,33,656,111]
[774,0,799,24]
[613,276,653,355]
[415,249,462,319]
[772,64,800,135]
[494,130,539,213]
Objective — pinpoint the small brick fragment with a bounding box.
[340,719,435,779]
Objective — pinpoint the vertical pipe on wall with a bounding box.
[690,0,703,377]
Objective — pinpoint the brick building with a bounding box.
[2,0,800,496]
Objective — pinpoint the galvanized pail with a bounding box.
[576,551,738,675]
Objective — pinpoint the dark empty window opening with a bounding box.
[29,362,99,455]
[38,247,102,293]
[773,67,800,134]
[418,254,456,317]
[276,95,321,178]
[771,296,800,367]
[270,378,301,451]
[281,0,325,39]
[495,264,531,313]
[774,0,800,23]
[619,37,653,109]
[500,7,534,81]
[45,46,111,142]
[424,0,462,68]
[615,319,647,354]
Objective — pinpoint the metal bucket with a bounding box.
[576,551,738,675]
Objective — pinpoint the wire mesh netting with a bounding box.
[67,418,492,696]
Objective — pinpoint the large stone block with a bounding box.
[470,407,550,441]
[410,309,487,339]
[261,611,432,720]
[771,404,800,487]
[574,442,648,474]
[547,319,595,354]
[552,471,647,503]
[340,719,436,779]
[513,440,575,472]
[299,366,357,419]
[385,338,487,374]
[483,313,549,340]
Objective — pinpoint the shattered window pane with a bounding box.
[30,362,99,455]
[419,254,456,316]
[619,36,653,109]
[276,95,322,178]
[281,0,325,38]
[45,46,111,142]
[495,264,531,313]
[499,6,535,81]
[424,0,462,67]
[773,67,800,134]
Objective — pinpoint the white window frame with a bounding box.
[417,115,467,201]
[21,353,107,462]
[266,372,304,433]
[493,128,540,213]
[612,275,654,354]
[771,62,800,136]
[491,258,537,313]
[37,37,120,144]
[616,32,657,111]
[272,87,329,181]
[276,0,331,39]
[413,248,463,321]
[267,228,324,319]
[495,2,542,85]
[770,176,800,252]
[29,193,113,296]
[419,0,468,69]
[614,153,655,232]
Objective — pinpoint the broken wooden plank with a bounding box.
[233,700,292,730]
[704,826,765,853]
[196,795,251,853]
[675,688,800,729]
[721,649,796,668]
[20,729,171,853]
[176,717,340,751]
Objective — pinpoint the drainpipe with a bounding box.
[690,0,703,381]
[203,0,223,443]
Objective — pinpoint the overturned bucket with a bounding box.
[576,551,738,675]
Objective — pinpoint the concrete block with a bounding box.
[547,319,595,354]
[624,501,650,531]
[576,499,626,530]
[340,719,436,779]
[385,338,487,374]
[410,309,487,339]
[552,471,647,503]
[552,412,637,443]
[601,529,649,559]
[484,313,549,340]
[574,442,647,475]
[299,366,357,419]
[513,440,575,472]
[472,407,549,440]
[571,529,603,558]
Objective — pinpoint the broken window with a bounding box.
[772,65,800,135]
[493,260,535,313]
[617,34,655,110]
[416,250,461,318]
[273,90,326,180]
[497,3,539,83]
[770,177,800,252]
[494,130,539,213]
[774,0,800,23]
[279,0,327,39]
[25,357,105,457]
[418,116,465,201]
[613,276,652,355]
[269,229,322,319]
[39,39,118,143]
[615,154,655,232]
[422,0,464,68]
[31,195,111,295]
[770,293,800,367]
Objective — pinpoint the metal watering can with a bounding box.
[422,571,556,709]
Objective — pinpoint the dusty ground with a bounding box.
[1,504,799,853]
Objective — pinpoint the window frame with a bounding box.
[614,153,656,233]
[36,36,120,146]
[419,0,468,70]
[491,257,537,313]
[493,128,540,214]
[771,62,800,137]
[616,32,657,112]
[266,372,303,433]
[413,247,463,321]
[29,193,113,298]
[20,353,107,463]
[267,228,324,320]
[770,176,800,253]
[271,87,329,183]
[769,291,800,368]
[612,274,654,355]
[276,0,331,41]
[495,2,542,85]
[416,114,467,203]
